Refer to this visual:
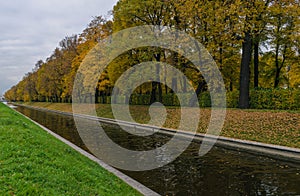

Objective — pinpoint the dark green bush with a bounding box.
[130,94,151,105]
[162,94,175,106]
[198,92,211,107]
[250,88,300,110]
[226,90,239,108]
[54,88,299,110]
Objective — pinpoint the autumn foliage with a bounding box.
[4,0,300,110]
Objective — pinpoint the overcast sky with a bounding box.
[0,0,117,95]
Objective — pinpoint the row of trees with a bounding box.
[5,0,300,109]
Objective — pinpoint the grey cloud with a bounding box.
[0,0,118,95]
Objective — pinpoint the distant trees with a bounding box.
[5,0,300,109]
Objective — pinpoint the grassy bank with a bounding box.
[21,102,300,148]
[0,103,141,195]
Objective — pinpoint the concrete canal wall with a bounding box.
[13,103,300,165]
[9,103,160,196]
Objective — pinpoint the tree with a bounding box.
[5,1,299,109]
[267,0,299,88]
[114,0,174,103]
[235,0,273,108]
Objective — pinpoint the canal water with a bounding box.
[15,105,300,195]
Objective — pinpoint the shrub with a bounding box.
[226,90,239,108]
[249,88,299,110]
[198,92,211,107]
[68,88,300,110]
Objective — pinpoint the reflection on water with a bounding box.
[15,106,300,195]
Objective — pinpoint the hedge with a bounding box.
[27,89,300,110]
[224,89,300,110]
[109,89,299,110]
[249,89,300,110]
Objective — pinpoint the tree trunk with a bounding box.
[150,52,162,103]
[157,77,162,102]
[164,64,168,95]
[189,79,206,107]
[150,82,157,103]
[189,39,206,107]
[254,40,259,88]
[274,67,281,88]
[274,43,286,88]
[274,42,280,88]
[229,80,233,92]
[239,31,252,109]
[95,87,99,103]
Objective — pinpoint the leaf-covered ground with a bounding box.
[22,102,300,148]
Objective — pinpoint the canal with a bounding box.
[15,105,300,195]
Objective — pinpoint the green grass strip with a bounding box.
[0,103,141,196]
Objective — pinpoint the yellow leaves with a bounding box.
[4,0,300,104]
[289,63,300,88]
[98,79,111,91]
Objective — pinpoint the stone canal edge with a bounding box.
[12,103,300,165]
[10,104,160,196]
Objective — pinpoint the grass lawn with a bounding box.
[0,103,141,195]
[21,102,300,149]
